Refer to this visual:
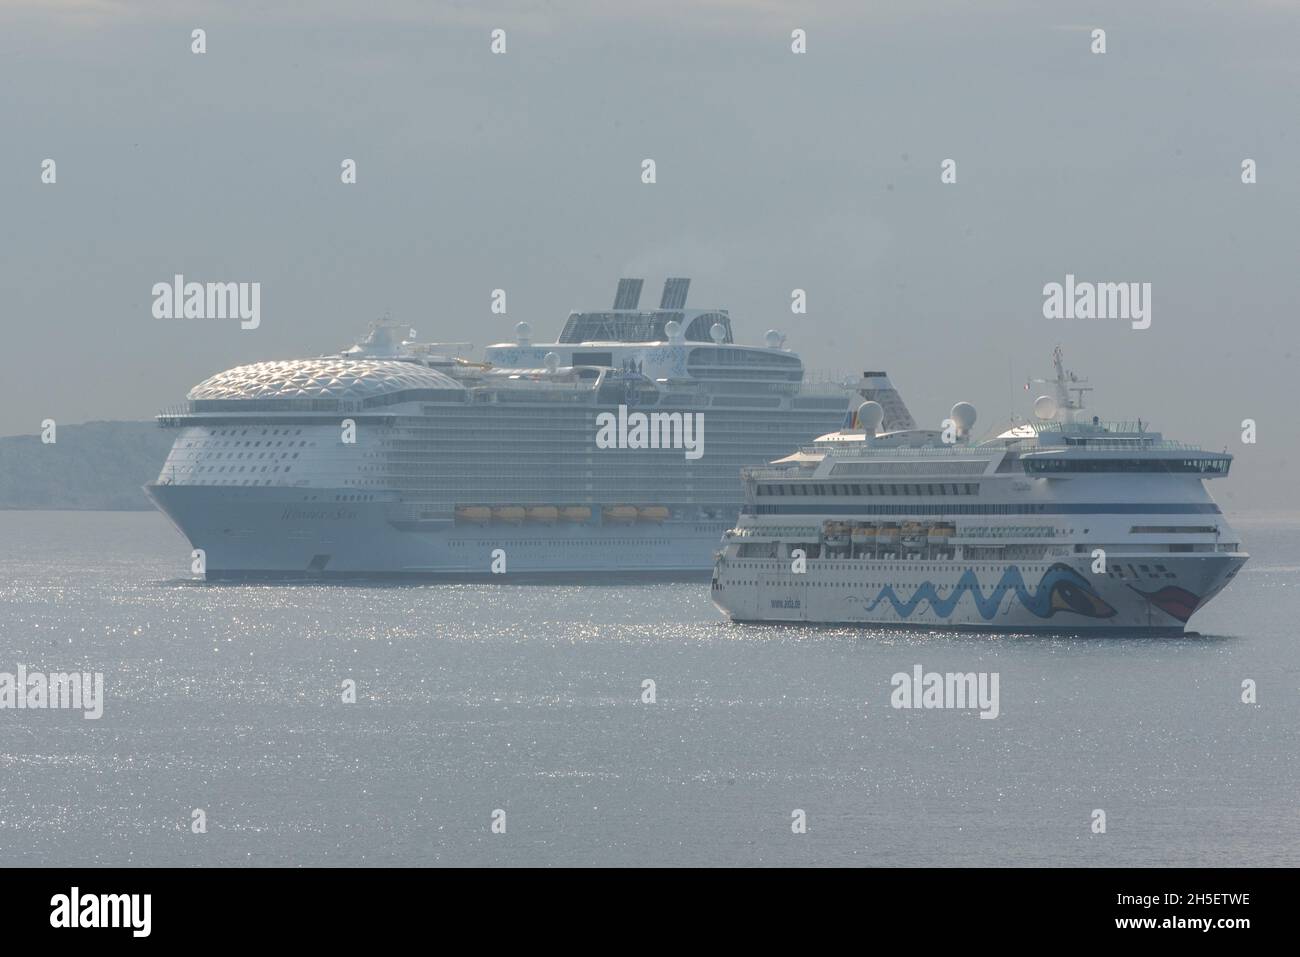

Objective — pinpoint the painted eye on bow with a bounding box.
[1049,578,1117,618]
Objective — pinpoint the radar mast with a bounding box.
[1027,346,1091,418]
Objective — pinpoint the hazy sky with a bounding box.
[3,0,1298,509]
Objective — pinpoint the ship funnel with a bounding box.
[853,371,916,433]
[613,278,643,310]
[660,277,690,310]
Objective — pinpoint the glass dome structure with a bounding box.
[187,358,462,402]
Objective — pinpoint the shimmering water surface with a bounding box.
[0,510,1296,867]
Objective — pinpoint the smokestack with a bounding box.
[659,277,690,310]
[613,278,643,310]
[855,371,917,432]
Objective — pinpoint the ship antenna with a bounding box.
[1051,345,1091,412]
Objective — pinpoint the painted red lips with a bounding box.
[1129,584,1200,623]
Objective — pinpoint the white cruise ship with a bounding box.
[145,279,850,578]
[711,349,1247,633]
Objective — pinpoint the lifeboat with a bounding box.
[526,506,559,524]
[928,522,955,543]
[559,506,592,523]
[823,522,850,547]
[455,505,491,525]
[602,505,638,524]
[637,506,670,523]
[876,523,900,544]
[850,524,877,541]
[491,506,525,524]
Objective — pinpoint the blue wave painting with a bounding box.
[863,563,1116,621]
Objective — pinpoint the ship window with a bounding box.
[1130,525,1216,534]
[1024,457,1231,474]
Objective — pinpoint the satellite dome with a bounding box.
[1033,395,1058,420]
[857,401,885,435]
[515,321,532,345]
[543,351,560,372]
[709,322,726,344]
[664,319,682,341]
[764,329,784,349]
[949,401,977,435]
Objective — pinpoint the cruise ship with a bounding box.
[711,349,1247,633]
[145,279,849,578]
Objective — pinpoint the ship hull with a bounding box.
[710,554,1247,633]
[146,482,727,578]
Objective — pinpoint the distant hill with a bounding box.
[0,421,174,510]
